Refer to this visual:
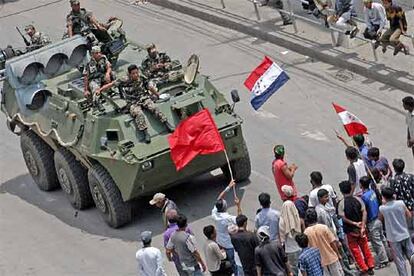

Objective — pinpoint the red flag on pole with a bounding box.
[332,103,368,137]
[168,109,225,171]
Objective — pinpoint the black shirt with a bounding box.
[255,241,288,276]
[338,195,365,234]
[231,230,259,275]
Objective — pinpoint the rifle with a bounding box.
[16,27,31,47]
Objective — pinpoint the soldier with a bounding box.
[83,46,112,104]
[66,0,105,37]
[24,25,51,51]
[101,64,174,143]
[141,44,173,80]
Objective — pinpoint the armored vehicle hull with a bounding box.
[1,36,251,228]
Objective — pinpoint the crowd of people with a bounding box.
[136,96,414,276]
[258,0,409,56]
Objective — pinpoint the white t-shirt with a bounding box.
[309,184,337,214]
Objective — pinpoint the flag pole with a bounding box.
[223,149,237,199]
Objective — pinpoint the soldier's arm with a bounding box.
[67,17,74,37]
[89,14,106,31]
[96,80,117,96]
[83,72,90,97]
[104,61,112,83]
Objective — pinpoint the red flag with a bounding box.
[168,109,225,171]
[333,103,368,137]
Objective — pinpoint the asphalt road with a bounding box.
[0,0,413,275]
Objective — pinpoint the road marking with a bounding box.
[253,110,279,119]
[301,130,329,142]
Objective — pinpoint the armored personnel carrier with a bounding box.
[1,36,251,228]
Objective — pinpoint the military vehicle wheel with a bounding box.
[88,163,131,228]
[221,143,251,182]
[20,130,59,191]
[54,149,94,210]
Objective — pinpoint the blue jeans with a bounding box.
[224,248,238,275]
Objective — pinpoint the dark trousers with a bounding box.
[210,260,233,276]
[363,24,380,40]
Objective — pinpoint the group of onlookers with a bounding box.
[136,97,414,275]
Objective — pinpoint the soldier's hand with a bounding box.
[95,89,101,96]
[84,90,90,98]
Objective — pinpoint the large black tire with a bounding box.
[20,130,59,191]
[54,149,94,210]
[88,163,131,228]
[221,142,252,182]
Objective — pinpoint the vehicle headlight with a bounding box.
[224,129,236,139]
[141,161,153,171]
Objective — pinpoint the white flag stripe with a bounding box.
[338,111,364,125]
[251,63,284,96]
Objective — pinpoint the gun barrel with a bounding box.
[16,27,31,47]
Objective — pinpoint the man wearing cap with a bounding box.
[24,25,51,51]
[102,64,174,143]
[363,0,386,40]
[83,46,112,103]
[136,231,166,276]
[141,44,173,80]
[66,0,104,37]
[255,225,293,276]
[150,192,178,228]
[272,145,298,202]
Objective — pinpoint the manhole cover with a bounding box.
[335,70,354,82]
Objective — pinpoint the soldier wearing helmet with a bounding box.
[24,24,51,51]
[83,46,112,103]
[66,0,105,37]
[141,44,173,80]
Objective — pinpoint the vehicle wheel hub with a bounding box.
[58,168,72,194]
[25,151,39,176]
[92,185,107,213]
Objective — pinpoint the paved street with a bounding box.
[0,0,413,275]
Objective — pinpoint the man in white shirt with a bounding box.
[363,0,387,40]
[211,180,242,275]
[136,231,166,276]
[346,147,367,196]
[308,171,337,214]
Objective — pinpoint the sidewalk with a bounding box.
[139,0,414,92]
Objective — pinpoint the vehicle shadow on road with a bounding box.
[0,172,249,241]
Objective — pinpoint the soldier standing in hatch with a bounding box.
[100,64,175,144]
[66,0,105,37]
[141,44,173,80]
[24,25,51,51]
[83,46,112,104]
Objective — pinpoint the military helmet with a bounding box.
[145,43,156,51]
[24,24,35,32]
[91,46,101,54]
[70,0,80,5]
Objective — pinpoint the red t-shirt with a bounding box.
[272,159,297,201]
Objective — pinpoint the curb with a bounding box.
[150,0,414,93]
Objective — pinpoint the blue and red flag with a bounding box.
[244,56,289,110]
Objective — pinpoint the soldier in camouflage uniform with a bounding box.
[102,64,174,143]
[83,46,112,104]
[141,44,173,80]
[24,25,51,51]
[66,0,105,37]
